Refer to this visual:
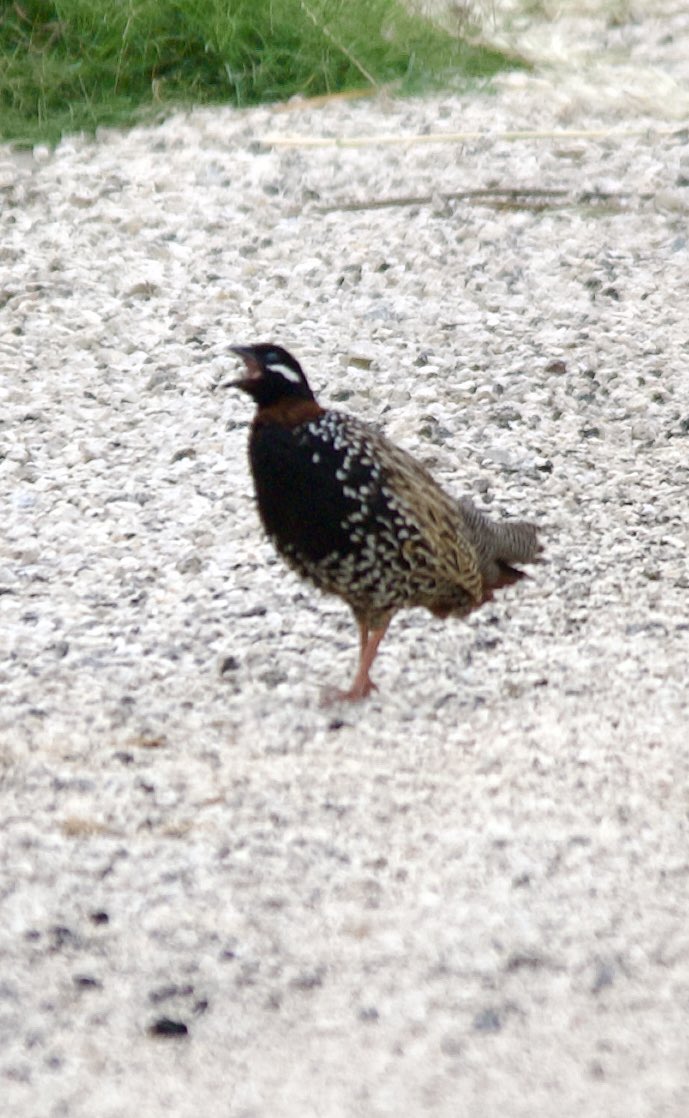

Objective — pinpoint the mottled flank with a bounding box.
[230,343,541,699]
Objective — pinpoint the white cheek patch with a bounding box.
[268,361,303,385]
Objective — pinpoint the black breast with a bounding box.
[249,411,388,565]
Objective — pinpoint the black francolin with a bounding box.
[227,343,541,701]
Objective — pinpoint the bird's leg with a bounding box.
[320,615,392,705]
[339,617,390,702]
[358,620,369,663]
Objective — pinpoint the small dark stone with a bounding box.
[113,751,135,765]
[219,655,240,675]
[322,799,348,816]
[328,718,346,731]
[580,426,601,439]
[50,926,75,950]
[591,961,615,994]
[148,984,193,1004]
[290,969,324,991]
[473,635,500,651]
[473,1007,501,1033]
[506,951,545,972]
[148,1017,189,1038]
[171,447,195,462]
[545,360,567,375]
[89,911,109,925]
[73,975,101,989]
[358,1006,379,1023]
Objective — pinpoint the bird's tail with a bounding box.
[458,498,542,594]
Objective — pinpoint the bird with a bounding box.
[226,343,541,701]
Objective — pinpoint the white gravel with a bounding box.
[1,4,689,1115]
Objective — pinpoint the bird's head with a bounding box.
[227,343,315,408]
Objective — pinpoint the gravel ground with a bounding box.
[1,5,689,1116]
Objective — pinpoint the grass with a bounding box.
[0,0,519,147]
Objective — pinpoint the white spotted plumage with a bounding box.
[270,409,486,628]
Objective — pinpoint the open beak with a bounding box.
[218,345,261,390]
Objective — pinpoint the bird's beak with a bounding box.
[218,345,261,390]
[229,344,256,365]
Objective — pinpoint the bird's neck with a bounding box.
[254,398,325,429]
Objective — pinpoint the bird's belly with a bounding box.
[277,519,476,620]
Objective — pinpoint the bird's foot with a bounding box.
[320,677,378,705]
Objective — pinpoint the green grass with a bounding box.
[0,0,519,146]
